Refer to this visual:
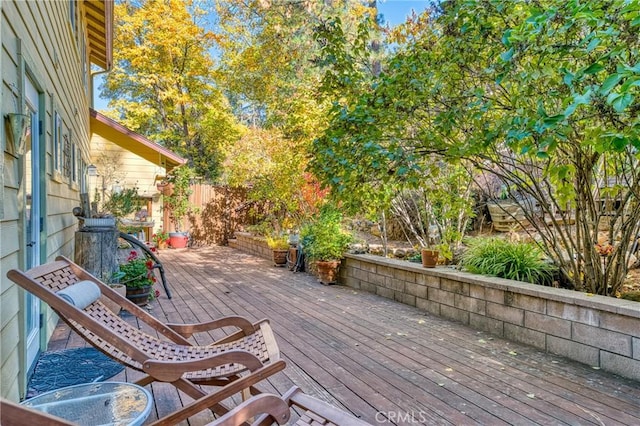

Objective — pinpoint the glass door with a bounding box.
[24,76,41,371]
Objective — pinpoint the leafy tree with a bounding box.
[313,0,640,295]
[222,126,326,231]
[215,1,382,230]
[101,0,241,180]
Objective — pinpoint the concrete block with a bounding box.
[547,335,600,366]
[406,283,427,299]
[428,288,455,306]
[485,287,505,304]
[377,265,394,278]
[388,277,406,292]
[524,311,571,339]
[342,276,361,290]
[508,293,546,313]
[440,305,470,325]
[417,298,440,316]
[395,269,416,284]
[368,272,386,287]
[346,258,361,270]
[416,284,428,299]
[504,323,546,350]
[547,300,599,326]
[600,351,640,382]
[361,261,377,273]
[454,294,486,315]
[599,312,640,336]
[572,323,632,357]
[486,302,524,326]
[405,282,418,297]
[360,282,378,294]
[441,278,469,295]
[470,313,504,336]
[469,284,485,299]
[634,338,640,360]
[377,287,394,300]
[353,268,368,281]
[417,274,440,288]
[398,293,416,307]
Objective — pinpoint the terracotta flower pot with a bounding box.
[272,249,288,267]
[421,249,439,268]
[157,182,174,196]
[169,232,188,249]
[315,260,341,285]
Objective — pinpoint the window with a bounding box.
[69,0,76,36]
[63,131,71,180]
[53,113,62,174]
[80,159,87,192]
[81,36,88,93]
[71,142,78,184]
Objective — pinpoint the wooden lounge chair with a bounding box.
[0,398,75,426]
[1,386,373,426]
[163,385,374,426]
[6,256,285,423]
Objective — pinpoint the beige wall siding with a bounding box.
[1,1,97,400]
[91,136,167,235]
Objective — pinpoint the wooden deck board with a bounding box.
[45,246,640,425]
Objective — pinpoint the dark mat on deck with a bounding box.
[26,347,124,398]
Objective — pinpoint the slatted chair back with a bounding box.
[7,256,278,378]
[0,398,75,426]
[192,386,373,426]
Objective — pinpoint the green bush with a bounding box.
[461,237,556,286]
[300,206,352,262]
[620,291,640,302]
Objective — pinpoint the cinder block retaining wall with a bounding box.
[228,233,271,260]
[230,233,640,382]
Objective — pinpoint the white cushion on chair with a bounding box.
[57,280,102,310]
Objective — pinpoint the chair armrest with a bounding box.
[165,316,257,338]
[208,394,291,426]
[142,349,264,382]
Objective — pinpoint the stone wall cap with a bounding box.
[344,253,640,319]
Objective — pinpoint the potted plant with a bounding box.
[152,228,170,250]
[300,206,353,284]
[266,234,290,267]
[421,246,440,268]
[162,167,197,248]
[102,187,142,226]
[119,251,156,305]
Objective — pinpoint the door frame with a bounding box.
[19,67,47,387]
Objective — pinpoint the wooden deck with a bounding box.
[48,246,640,425]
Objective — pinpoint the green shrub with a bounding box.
[300,206,353,261]
[620,291,640,302]
[461,237,556,285]
[266,234,290,250]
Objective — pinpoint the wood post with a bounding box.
[74,228,119,281]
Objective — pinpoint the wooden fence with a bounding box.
[179,184,251,246]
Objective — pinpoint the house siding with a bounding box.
[1,1,101,400]
[90,135,168,236]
